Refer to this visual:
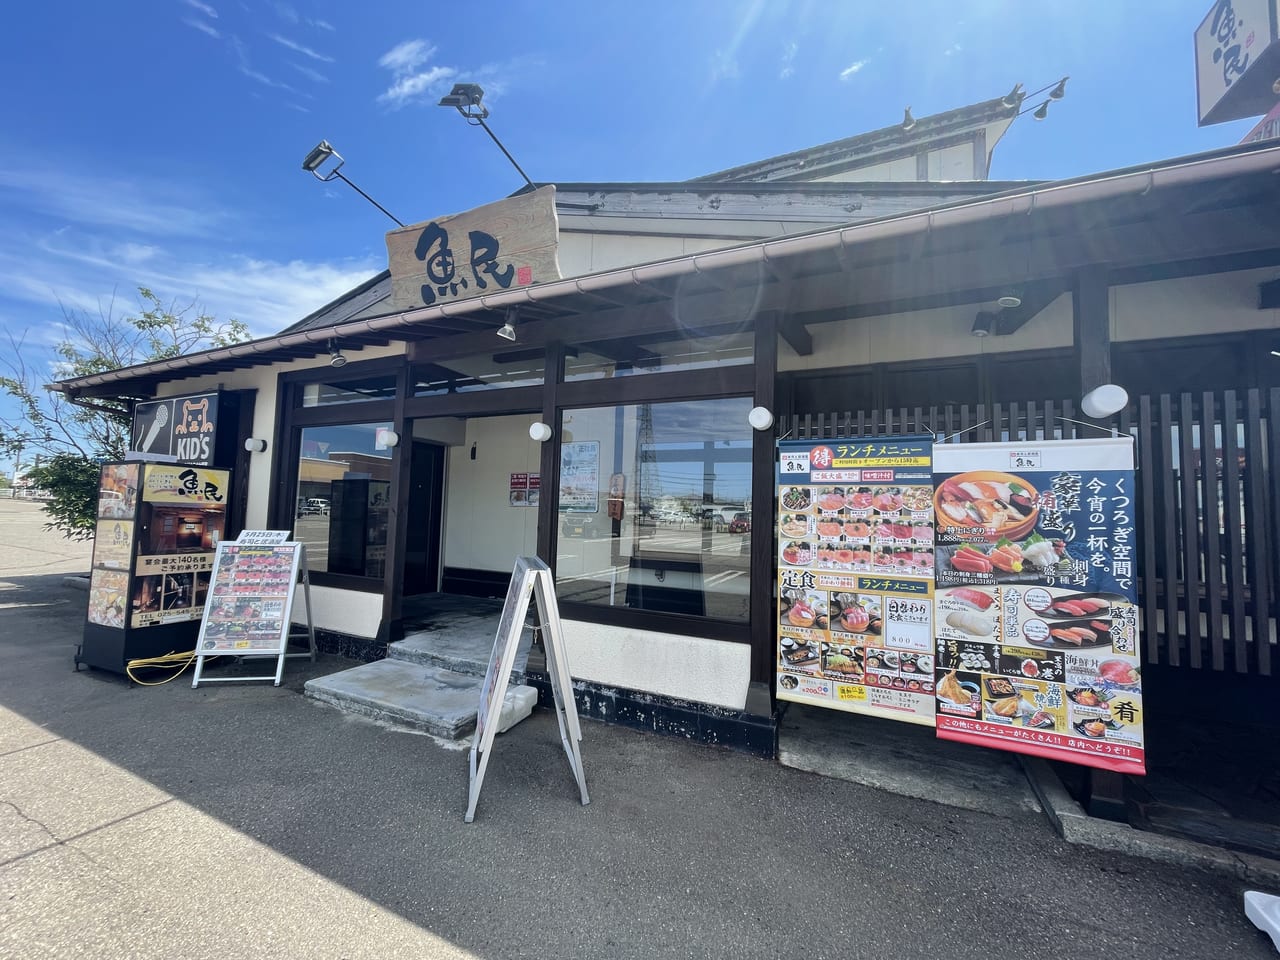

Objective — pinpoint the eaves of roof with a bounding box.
[51,139,1280,398]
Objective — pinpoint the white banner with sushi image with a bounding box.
[930,438,1145,775]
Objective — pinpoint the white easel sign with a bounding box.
[191,539,316,687]
[465,556,589,823]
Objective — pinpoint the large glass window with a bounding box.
[412,350,543,396]
[293,421,393,578]
[555,397,753,621]
[299,376,397,407]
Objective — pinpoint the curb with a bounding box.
[1020,756,1280,887]
[62,575,90,591]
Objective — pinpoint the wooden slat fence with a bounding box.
[781,389,1278,677]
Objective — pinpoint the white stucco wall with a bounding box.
[441,414,541,572]
[1112,267,1280,341]
[562,620,751,710]
[779,293,1074,371]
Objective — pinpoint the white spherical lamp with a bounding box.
[748,406,775,431]
[529,421,553,442]
[1080,384,1129,419]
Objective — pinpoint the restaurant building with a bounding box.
[56,91,1279,780]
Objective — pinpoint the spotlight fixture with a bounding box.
[997,292,1023,308]
[901,106,916,132]
[971,311,996,338]
[328,340,348,368]
[438,83,535,190]
[299,140,405,227]
[1049,76,1068,100]
[496,307,519,342]
[1033,101,1050,121]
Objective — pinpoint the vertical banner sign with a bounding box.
[932,438,1144,774]
[775,436,937,726]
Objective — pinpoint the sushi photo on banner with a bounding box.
[931,438,1145,775]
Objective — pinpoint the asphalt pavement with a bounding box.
[1,498,1275,959]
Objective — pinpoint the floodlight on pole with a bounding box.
[437,83,536,191]
[300,140,405,227]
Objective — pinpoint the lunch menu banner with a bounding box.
[775,436,938,726]
[931,438,1145,775]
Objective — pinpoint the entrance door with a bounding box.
[403,440,445,595]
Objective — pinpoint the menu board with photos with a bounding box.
[129,464,229,629]
[198,542,301,654]
[86,463,143,628]
[932,439,1145,774]
[775,436,937,726]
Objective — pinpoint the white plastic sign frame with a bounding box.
[465,556,589,823]
[191,539,316,687]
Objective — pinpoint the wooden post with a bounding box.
[1072,265,1112,403]
[536,343,566,567]
[749,311,779,686]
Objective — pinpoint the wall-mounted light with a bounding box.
[996,292,1022,308]
[377,429,400,448]
[300,140,405,227]
[438,83,536,191]
[1081,384,1129,419]
[748,406,775,431]
[328,340,348,368]
[529,421,553,443]
[243,438,268,453]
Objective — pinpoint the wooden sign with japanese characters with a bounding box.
[386,185,561,312]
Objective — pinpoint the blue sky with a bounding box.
[0,0,1263,472]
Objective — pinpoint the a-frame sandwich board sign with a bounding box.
[465,556,589,823]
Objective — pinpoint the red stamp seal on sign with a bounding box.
[517,266,532,285]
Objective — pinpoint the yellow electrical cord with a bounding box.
[124,649,203,685]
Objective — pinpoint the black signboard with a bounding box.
[131,392,220,465]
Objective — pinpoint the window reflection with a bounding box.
[554,398,753,621]
[293,422,393,578]
[300,377,397,407]
[564,332,752,381]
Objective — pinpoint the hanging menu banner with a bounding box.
[932,438,1144,774]
[775,436,937,726]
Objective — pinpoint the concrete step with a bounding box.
[390,627,533,681]
[305,659,483,740]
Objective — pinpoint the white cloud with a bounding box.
[268,33,333,63]
[182,0,218,18]
[231,36,302,94]
[780,41,797,80]
[0,169,226,238]
[289,62,329,83]
[310,18,333,31]
[273,2,298,23]
[184,18,221,39]
[284,102,310,113]
[379,39,435,75]
[710,50,739,83]
[944,43,962,56]
[0,235,382,340]
[377,66,455,108]
[839,59,869,80]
